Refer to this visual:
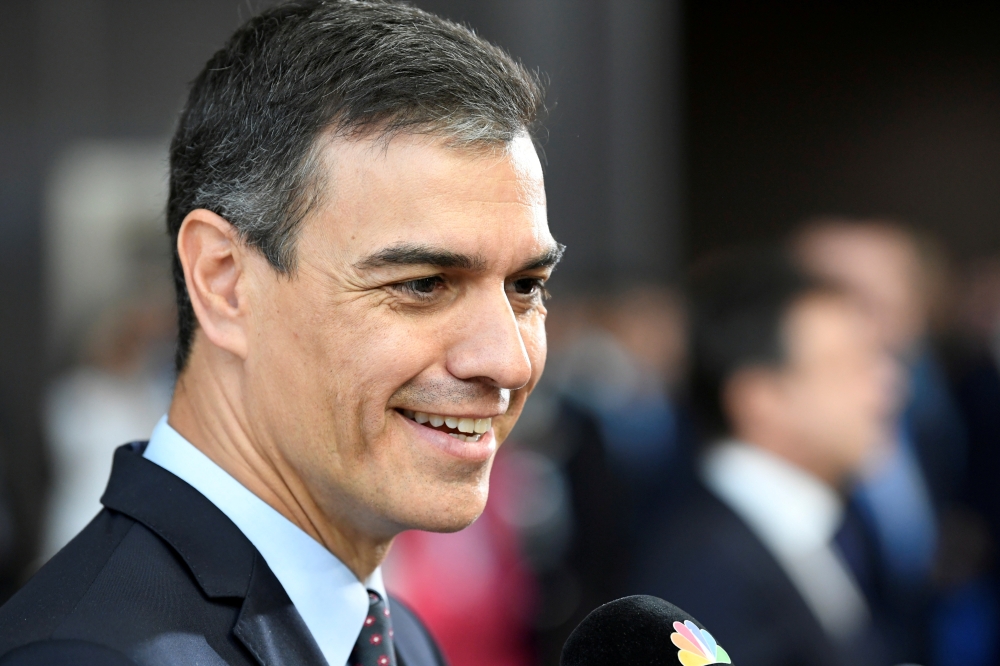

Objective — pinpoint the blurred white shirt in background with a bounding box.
[41,367,170,562]
[702,440,871,643]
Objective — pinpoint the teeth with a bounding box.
[447,433,483,443]
[400,410,491,439]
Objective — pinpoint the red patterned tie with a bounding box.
[350,590,397,666]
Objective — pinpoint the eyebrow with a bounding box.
[355,241,565,273]
[518,243,566,272]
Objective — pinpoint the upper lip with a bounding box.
[395,408,503,420]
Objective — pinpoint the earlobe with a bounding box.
[177,209,250,360]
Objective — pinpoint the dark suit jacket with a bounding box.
[0,443,448,666]
[631,482,888,666]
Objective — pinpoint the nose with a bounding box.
[445,286,533,391]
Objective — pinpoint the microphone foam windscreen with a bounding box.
[560,595,732,665]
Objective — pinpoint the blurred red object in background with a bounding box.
[384,450,538,666]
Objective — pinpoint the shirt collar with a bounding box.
[143,416,385,666]
[700,439,844,559]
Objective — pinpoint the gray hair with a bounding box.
[168,0,545,370]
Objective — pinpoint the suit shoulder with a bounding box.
[638,488,762,569]
[0,639,137,666]
[0,507,244,661]
[632,487,836,666]
[389,596,448,666]
[632,487,794,610]
[0,510,136,650]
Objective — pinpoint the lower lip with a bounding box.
[395,411,497,463]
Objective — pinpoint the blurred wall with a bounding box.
[0,0,282,584]
[686,2,1000,261]
[413,0,684,290]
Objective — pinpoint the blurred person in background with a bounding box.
[556,286,688,481]
[795,218,967,509]
[633,248,898,666]
[42,228,175,562]
[794,218,981,664]
[42,297,174,560]
[951,257,1000,534]
[940,256,1000,666]
[527,285,691,664]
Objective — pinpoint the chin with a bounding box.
[400,481,491,534]
[401,503,486,534]
[421,512,483,534]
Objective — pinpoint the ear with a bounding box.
[176,209,250,360]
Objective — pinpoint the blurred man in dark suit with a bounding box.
[0,2,560,665]
[794,219,974,662]
[634,249,898,666]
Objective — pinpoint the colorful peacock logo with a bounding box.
[670,620,732,665]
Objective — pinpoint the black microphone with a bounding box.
[560,595,733,665]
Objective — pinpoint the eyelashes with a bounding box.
[511,277,550,300]
[389,276,549,303]
[393,276,445,299]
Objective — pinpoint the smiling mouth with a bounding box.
[396,409,492,442]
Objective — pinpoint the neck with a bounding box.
[167,351,390,580]
[733,427,843,489]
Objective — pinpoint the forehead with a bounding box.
[806,228,920,297]
[785,294,872,362]
[307,132,551,267]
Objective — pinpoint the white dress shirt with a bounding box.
[701,440,871,643]
[144,416,385,666]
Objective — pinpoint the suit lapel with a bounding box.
[234,553,328,666]
[102,444,329,666]
[101,444,434,666]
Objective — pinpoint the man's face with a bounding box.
[774,294,898,482]
[240,133,557,538]
[797,226,926,357]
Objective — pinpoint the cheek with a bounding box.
[333,317,442,426]
[788,380,840,435]
[823,377,877,445]
[253,290,429,440]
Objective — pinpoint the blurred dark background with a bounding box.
[686,2,1000,259]
[3,1,1000,665]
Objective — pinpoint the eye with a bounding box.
[512,277,548,297]
[394,276,444,297]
